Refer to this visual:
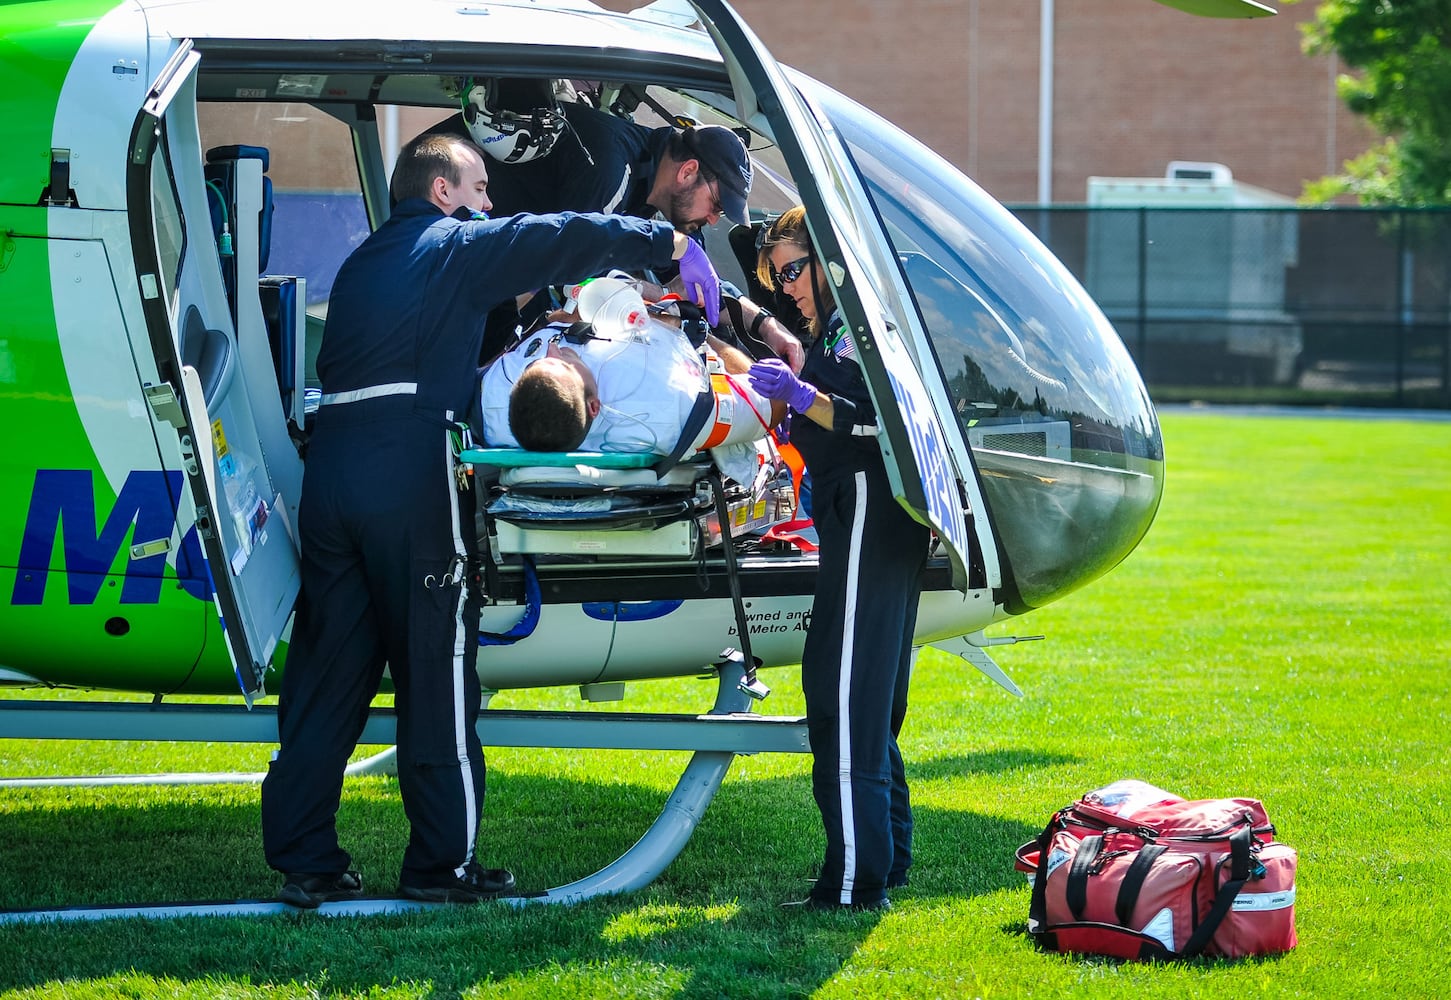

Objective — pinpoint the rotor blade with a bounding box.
[1151,0,1275,16]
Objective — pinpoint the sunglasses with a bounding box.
[771,254,813,286]
[701,175,724,218]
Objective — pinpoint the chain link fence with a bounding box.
[1010,206,1451,409]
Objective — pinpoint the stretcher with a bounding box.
[460,446,791,559]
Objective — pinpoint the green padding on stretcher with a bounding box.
[460,447,658,469]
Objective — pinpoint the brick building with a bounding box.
[616,0,1379,205]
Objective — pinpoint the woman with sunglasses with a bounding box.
[748,207,931,912]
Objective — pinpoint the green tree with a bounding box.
[1296,0,1451,205]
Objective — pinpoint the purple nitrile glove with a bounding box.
[748,358,818,414]
[677,238,721,326]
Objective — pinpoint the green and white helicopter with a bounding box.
[0,0,1269,917]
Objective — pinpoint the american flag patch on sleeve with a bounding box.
[826,321,858,363]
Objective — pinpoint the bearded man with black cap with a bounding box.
[518,108,803,366]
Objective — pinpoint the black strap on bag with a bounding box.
[1178,825,1253,958]
[1026,811,1061,935]
[1115,843,1168,927]
[1066,835,1104,921]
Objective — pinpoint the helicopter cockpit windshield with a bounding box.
[805,82,1165,613]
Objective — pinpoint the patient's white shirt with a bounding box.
[480,321,709,454]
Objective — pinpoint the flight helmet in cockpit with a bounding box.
[462,77,566,163]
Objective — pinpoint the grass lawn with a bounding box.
[0,410,1446,998]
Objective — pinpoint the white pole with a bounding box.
[383,104,401,178]
[1038,0,1054,204]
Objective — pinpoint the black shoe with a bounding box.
[400,862,517,903]
[781,895,891,913]
[279,870,363,909]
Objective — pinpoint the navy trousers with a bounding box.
[261,399,485,889]
[802,460,929,908]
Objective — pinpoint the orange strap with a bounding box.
[775,439,805,505]
[700,373,734,449]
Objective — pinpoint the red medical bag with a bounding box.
[1016,780,1298,961]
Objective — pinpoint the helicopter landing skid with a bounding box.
[0,656,807,923]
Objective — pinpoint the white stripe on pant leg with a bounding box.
[441,420,478,874]
[836,470,869,905]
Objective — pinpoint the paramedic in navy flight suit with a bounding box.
[260,131,720,907]
[748,207,930,912]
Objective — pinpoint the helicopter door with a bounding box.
[125,42,302,703]
[691,2,988,593]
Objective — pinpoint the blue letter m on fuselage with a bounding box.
[13,469,194,605]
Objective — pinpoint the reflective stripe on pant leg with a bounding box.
[442,420,478,875]
[836,469,868,905]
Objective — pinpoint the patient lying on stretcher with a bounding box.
[477,294,783,483]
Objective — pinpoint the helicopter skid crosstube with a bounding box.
[0,658,807,924]
[0,702,809,754]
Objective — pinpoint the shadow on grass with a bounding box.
[0,754,1048,998]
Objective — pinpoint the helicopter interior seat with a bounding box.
[203,144,271,314]
[203,145,306,429]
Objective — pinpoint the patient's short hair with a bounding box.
[509,362,591,451]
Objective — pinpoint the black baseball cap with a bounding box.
[681,124,752,226]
